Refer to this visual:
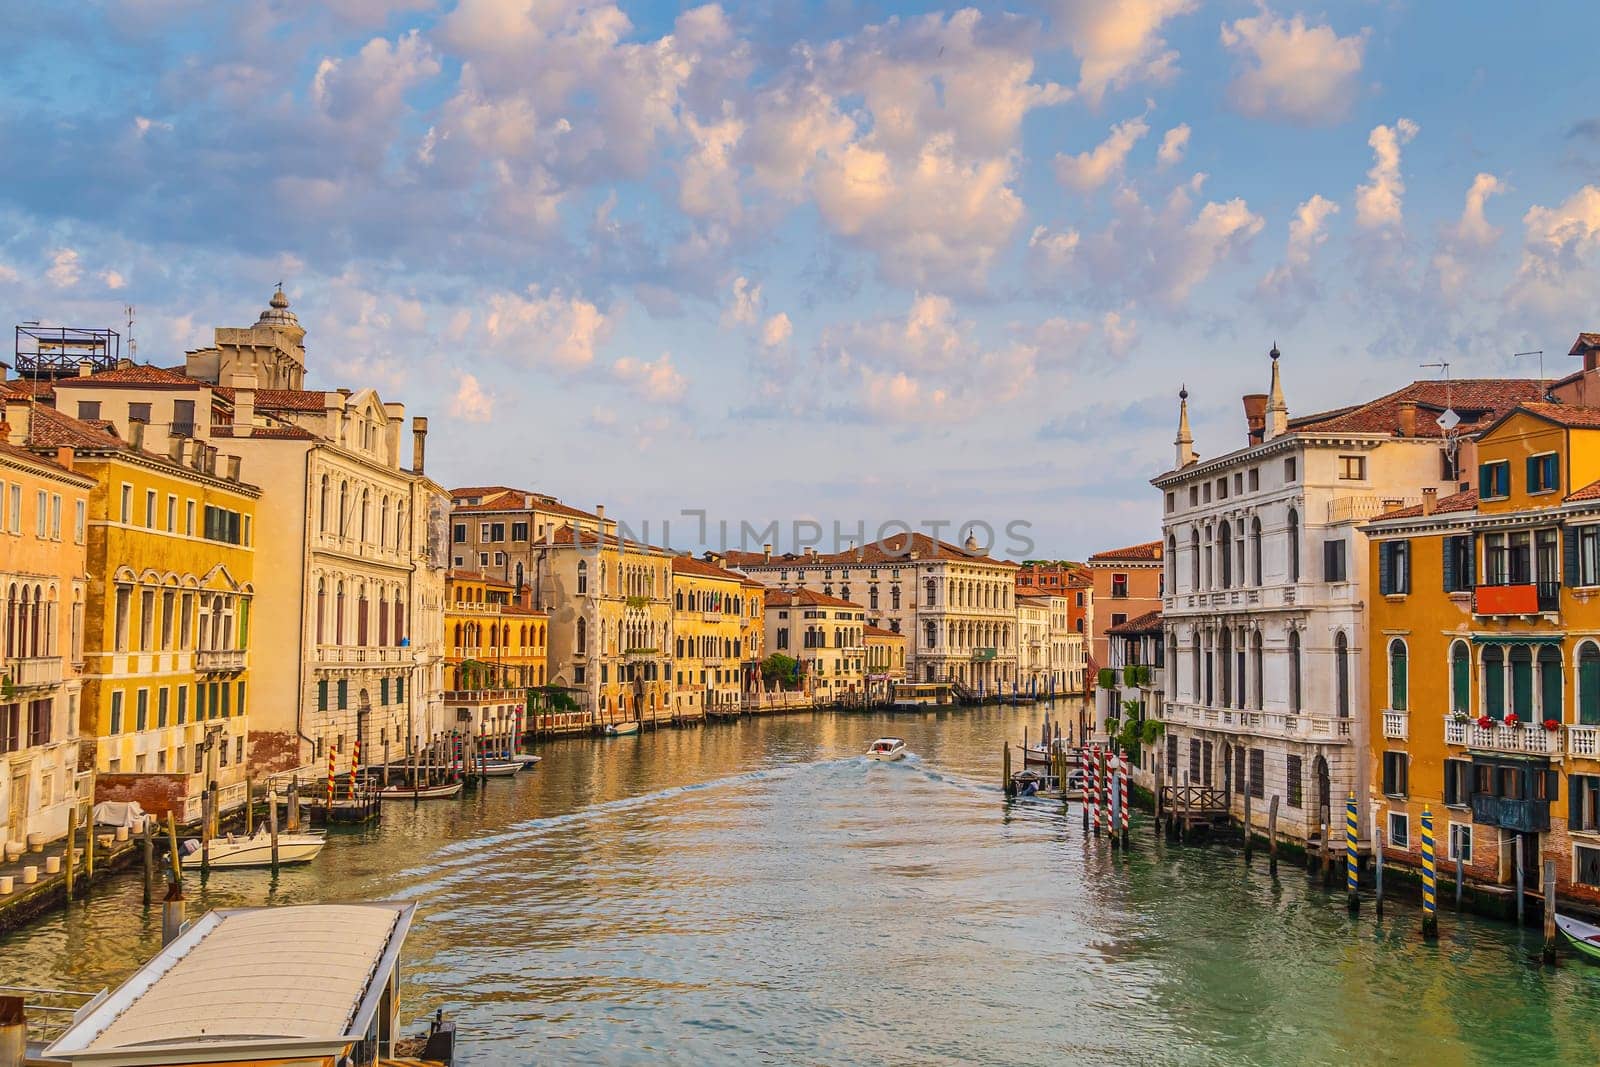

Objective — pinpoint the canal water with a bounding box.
[4,704,1599,1065]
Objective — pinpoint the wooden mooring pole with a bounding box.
[245,775,254,835]
[268,783,280,875]
[1421,806,1438,942]
[1267,796,1279,874]
[141,821,154,906]
[1002,742,1013,796]
[1242,788,1254,863]
[1542,859,1558,964]
[64,806,77,900]
[1345,793,1359,915]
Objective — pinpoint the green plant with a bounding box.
[1140,719,1165,746]
[761,653,800,688]
[1123,664,1138,686]
[1135,664,1152,685]
[1097,667,1116,689]
[531,686,580,712]
[0,674,13,701]
[1103,716,1121,736]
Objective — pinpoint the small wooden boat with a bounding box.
[603,721,641,737]
[481,759,520,777]
[379,779,464,800]
[867,737,907,761]
[182,826,326,868]
[1556,913,1600,963]
[515,754,543,770]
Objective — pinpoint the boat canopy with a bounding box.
[46,902,415,1065]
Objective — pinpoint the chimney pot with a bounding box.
[595,504,605,521]
[77,360,92,378]
[1242,393,1268,444]
[1397,399,1418,437]
[129,421,145,451]
[1382,497,1404,514]
[226,455,241,481]
[411,416,428,473]
[762,543,772,563]
[55,446,73,470]
[1422,486,1438,515]
[168,435,183,462]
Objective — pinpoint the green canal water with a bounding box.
[4,704,1599,1065]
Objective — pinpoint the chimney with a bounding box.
[806,547,816,560]
[129,421,145,451]
[763,543,772,563]
[595,504,605,522]
[411,416,428,473]
[1381,497,1404,514]
[1422,487,1438,515]
[1242,393,1268,444]
[206,445,218,474]
[234,373,257,438]
[225,455,241,481]
[55,446,73,471]
[77,360,92,378]
[1397,399,1417,437]
[524,494,533,509]
[168,435,183,462]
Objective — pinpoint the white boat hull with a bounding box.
[379,780,464,800]
[603,722,641,736]
[515,755,543,769]
[194,832,326,868]
[868,750,906,761]
[480,760,520,777]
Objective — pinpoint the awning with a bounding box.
[1468,634,1564,645]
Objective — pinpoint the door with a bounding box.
[1497,829,1541,886]
[8,770,28,837]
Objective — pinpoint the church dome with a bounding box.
[257,285,300,329]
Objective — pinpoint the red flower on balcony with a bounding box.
[1502,713,1519,727]
[1476,716,1494,730]
[1543,718,1560,732]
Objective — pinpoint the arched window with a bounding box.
[1450,641,1471,714]
[1388,638,1407,711]
[576,617,587,654]
[1539,644,1563,722]
[1218,521,1233,588]
[1335,632,1349,716]
[1484,646,1505,718]
[338,481,348,536]
[1166,535,1177,592]
[335,583,345,645]
[1287,509,1300,582]
[1288,630,1302,712]
[870,587,879,610]
[925,578,937,606]
[316,578,326,645]
[1250,518,1263,585]
[577,561,588,595]
[1579,641,1600,725]
[1219,628,1233,706]
[319,475,330,533]
[1190,529,1201,590]
[1251,631,1264,710]
[1510,645,1533,721]
[891,586,901,609]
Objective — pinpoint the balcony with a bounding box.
[444,688,524,704]
[1471,793,1551,834]
[1382,709,1408,740]
[1569,724,1600,759]
[1443,715,1560,755]
[1473,581,1559,616]
[1158,702,1351,743]
[196,648,247,673]
[6,656,63,688]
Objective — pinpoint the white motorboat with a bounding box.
[480,759,520,777]
[182,826,326,868]
[379,779,464,800]
[867,737,907,761]
[603,721,641,737]
[515,754,543,770]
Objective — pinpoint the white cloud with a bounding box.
[1156,124,1189,168]
[1054,115,1149,192]
[1508,184,1600,315]
[722,276,762,328]
[760,312,792,347]
[1432,174,1507,299]
[482,286,611,370]
[46,249,81,288]
[1259,193,1339,297]
[679,105,745,220]
[1077,182,1265,305]
[1451,173,1507,248]
[101,270,126,290]
[612,352,688,403]
[311,30,439,127]
[1051,0,1197,104]
[1220,9,1366,125]
[0,264,18,284]
[1028,225,1081,267]
[1100,311,1138,356]
[1355,118,1419,230]
[861,368,947,420]
[450,374,495,422]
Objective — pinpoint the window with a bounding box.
[491,522,505,542]
[76,400,101,421]
[176,686,188,724]
[1286,509,1300,581]
[1284,457,1297,482]
[1382,751,1408,797]
[173,399,195,436]
[1338,455,1366,480]
[1165,491,1174,513]
[1288,631,1302,712]
[1444,535,1475,592]
[577,561,588,594]
[1540,645,1563,723]
[1443,759,1472,807]
[1323,540,1347,582]
[1479,460,1511,499]
[1577,844,1600,889]
[144,489,156,527]
[1388,811,1409,850]
[1484,646,1505,718]
[1249,748,1264,799]
[1573,775,1600,834]
[1287,755,1303,808]
[1217,477,1228,500]
[1234,746,1246,795]
[1449,823,1473,863]
[1389,639,1408,710]
[1378,540,1410,595]
[135,689,149,731]
[1441,448,1460,481]
[128,402,151,424]
[1528,452,1560,494]
[109,691,123,734]
[1450,641,1471,714]
[1580,527,1600,587]
[512,521,529,541]
[119,484,132,523]
[1335,632,1350,717]
[1189,486,1199,507]
[1249,467,1260,491]
[453,523,467,543]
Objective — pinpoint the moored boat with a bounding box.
[182,826,326,868]
[481,759,520,777]
[1556,913,1600,963]
[867,737,907,761]
[603,721,641,736]
[515,754,543,769]
[379,778,465,800]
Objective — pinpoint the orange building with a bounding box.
[1086,541,1163,672]
[443,570,547,746]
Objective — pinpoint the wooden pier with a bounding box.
[1159,785,1230,839]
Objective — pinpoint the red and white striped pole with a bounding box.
[1079,743,1090,832]
[1119,747,1130,846]
[1089,744,1102,837]
[327,747,335,809]
[349,736,360,799]
[1100,747,1112,838]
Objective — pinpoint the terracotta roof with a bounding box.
[24,405,126,450]
[0,439,86,480]
[1066,573,1094,589]
[1107,609,1163,635]
[863,624,904,638]
[1088,540,1163,563]
[765,588,864,610]
[451,488,602,521]
[450,485,520,501]
[210,425,318,440]
[1290,378,1546,439]
[1016,593,1059,606]
[1569,333,1600,355]
[52,364,203,389]
[671,555,746,582]
[740,576,767,590]
[254,388,328,411]
[725,531,1016,568]
[1372,489,1480,520]
[1568,480,1600,502]
[1515,402,1600,429]
[545,523,665,554]
[446,569,514,587]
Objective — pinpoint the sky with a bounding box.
[4,1,1600,561]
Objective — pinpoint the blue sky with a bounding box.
[4,1,1600,559]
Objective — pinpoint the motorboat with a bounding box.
[181,826,326,868]
[603,721,641,737]
[867,737,907,761]
[480,759,520,777]
[514,754,543,770]
[379,779,464,800]
[1556,913,1600,963]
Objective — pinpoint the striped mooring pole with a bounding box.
[1080,743,1090,831]
[1345,792,1360,914]
[326,747,335,810]
[1089,745,1102,837]
[349,737,361,800]
[1421,806,1439,941]
[1101,747,1113,838]
[1118,748,1131,847]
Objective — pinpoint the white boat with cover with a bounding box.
[867,737,907,761]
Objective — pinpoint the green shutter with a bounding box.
[1480,464,1494,498]
[1527,455,1540,492]
[1542,659,1562,724]
[1512,654,1533,722]
[1486,656,1504,716]
[1378,543,1392,595]
[1566,527,1581,587]
[1451,649,1470,713]
[1582,652,1600,725]
[1443,536,1457,592]
[1391,645,1408,710]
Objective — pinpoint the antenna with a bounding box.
[1421,360,1461,467]
[125,305,137,362]
[1513,350,1545,394]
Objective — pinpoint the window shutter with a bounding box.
[1442,536,1457,592]
[1324,540,1336,581]
[1577,778,1588,833]
[1547,768,1560,803]
[1480,464,1493,498]
[1527,455,1540,491]
[1378,543,1392,595]
[1566,526,1580,586]
[1466,534,1478,586]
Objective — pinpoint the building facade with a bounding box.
[670,556,750,717]
[1363,394,1600,906]
[864,624,908,704]
[1153,348,1541,844]
[1086,542,1163,671]
[764,589,866,703]
[0,413,92,847]
[443,570,546,750]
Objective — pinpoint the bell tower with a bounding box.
[185,286,307,390]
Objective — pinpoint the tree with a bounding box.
[761,653,800,689]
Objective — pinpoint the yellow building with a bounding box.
[670,556,751,718]
[1363,393,1600,908]
[764,589,866,705]
[864,624,908,704]
[0,400,92,848]
[24,402,258,823]
[444,570,546,746]
[740,577,766,705]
